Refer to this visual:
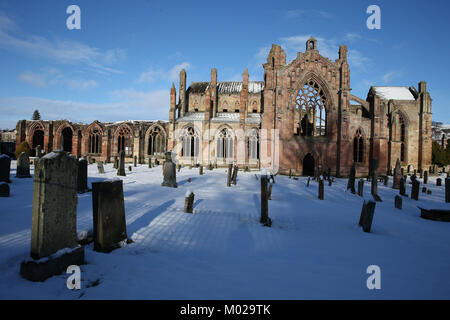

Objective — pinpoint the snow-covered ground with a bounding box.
[0,161,450,299]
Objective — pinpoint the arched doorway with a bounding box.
[32,130,44,149]
[61,127,73,153]
[303,153,315,176]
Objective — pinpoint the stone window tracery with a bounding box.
[295,80,327,137]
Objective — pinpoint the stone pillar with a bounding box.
[20,151,84,281]
[16,152,32,178]
[77,158,89,193]
[371,159,382,202]
[92,180,128,252]
[0,155,11,183]
[117,151,126,176]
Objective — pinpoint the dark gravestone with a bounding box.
[419,170,423,179]
[347,164,356,193]
[260,175,271,227]
[328,179,332,187]
[77,158,89,193]
[134,156,137,167]
[0,155,11,183]
[318,179,324,200]
[399,177,408,197]
[232,165,238,185]
[92,180,128,252]
[117,151,126,176]
[208,163,213,171]
[97,161,105,174]
[199,166,203,176]
[113,156,118,169]
[244,165,249,172]
[327,168,331,181]
[149,159,153,168]
[0,182,9,197]
[427,190,432,195]
[383,176,388,186]
[307,176,311,187]
[371,159,382,202]
[437,178,442,186]
[401,168,404,177]
[161,152,178,188]
[227,164,232,187]
[184,192,195,214]
[128,166,132,172]
[358,179,364,197]
[422,187,427,193]
[16,152,32,178]
[289,169,292,179]
[424,171,428,184]
[446,178,450,203]
[411,179,420,201]
[359,201,376,233]
[395,195,402,210]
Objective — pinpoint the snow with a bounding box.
[0,154,10,160]
[42,151,61,159]
[372,87,416,101]
[0,160,450,299]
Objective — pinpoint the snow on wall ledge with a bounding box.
[372,86,416,101]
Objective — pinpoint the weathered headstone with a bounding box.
[128,165,132,172]
[113,156,118,169]
[92,180,128,252]
[359,200,376,233]
[399,177,407,197]
[97,161,105,174]
[328,179,332,186]
[426,190,432,195]
[327,168,331,181]
[134,156,137,167]
[232,165,238,185]
[16,152,32,178]
[371,159,382,202]
[289,169,292,179]
[36,145,43,158]
[423,171,428,184]
[20,151,84,282]
[395,195,402,210]
[184,191,195,213]
[260,174,271,227]
[358,179,364,197]
[383,176,388,186]
[419,170,423,179]
[0,155,11,183]
[318,178,324,200]
[0,182,9,197]
[208,163,213,171]
[307,176,311,187]
[422,187,427,193]
[347,164,356,194]
[401,167,404,177]
[437,178,442,186]
[149,159,153,168]
[161,151,177,188]
[446,178,450,203]
[77,157,89,193]
[199,166,203,176]
[227,164,232,187]
[117,151,126,176]
[411,179,420,201]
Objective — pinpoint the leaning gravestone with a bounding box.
[92,179,128,252]
[347,163,356,194]
[411,179,420,201]
[161,151,177,188]
[20,151,84,281]
[359,200,376,233]
[16,152,32,178]
[0,155,11,183]
[149,159,153,169]
[117,151,126,176]
[400,177,408,197]
[0,182,9,197]
[97,161,105,174]
[395,195,402,210]
[134,156,137,167]
[77,157,89,193]
[232,165,238,185]
[307,176,311,187]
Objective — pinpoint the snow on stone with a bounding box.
[0,154,10,159]
[372,86,416,101]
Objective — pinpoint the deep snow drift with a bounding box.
[0,161,449,299]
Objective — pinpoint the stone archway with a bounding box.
[303,153,315,176]
[61,127,73,153]
[32,130,44,149]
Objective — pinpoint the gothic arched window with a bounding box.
[88,127,102,154]
[181,127,199,158]
[295,80,327,137]
[148,126,165,156]
[248,129,259,160]
[216,128,234,160]
[117,126,132,156]
[353,129,364,163]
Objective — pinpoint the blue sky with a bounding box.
[0,0,449,129]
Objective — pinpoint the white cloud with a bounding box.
[137,62,191,84]
[18,73,46,88]
[382,71,402,84]
[18,68,98,91]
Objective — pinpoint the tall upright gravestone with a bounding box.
[423,171,428,184]
[97,161,105,174]
[371,158,382,202]
[411,179,420,201]
[0,155,11,183]
[92,180,128,252]
[77,157,89,193]
[260,174,271,227]
[16,152,32,178]
[161,151,177,188]
[113,156,118,169]
[227,164,232,187]
[392,159,402,189]
[347,163,356,194]
[20,151,84,281]
[446,178,450,203]
[117,151,126,176]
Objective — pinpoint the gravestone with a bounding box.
[128,166,132,172]
[232,165,238,185]
[0,155,11,183]
[20,151,84,282]
[437,178,442,186]
[328,179,332,187]
[199,166,203,176]
[395,195,402,210]
[358,179,364,197]
[307,176,311,187]
[327,168,331,181]
[97,161,105,174]
[371,159,382,202]
[401,168,404,177]
[208,163,213,171]
[117,151,126,176]
[347,163,356,194]
[318,178,324,200]
[36,145,43,158]
[0,182,9,197]
[446,178,450,203]
[184,191,195,214]
[92,180,128,252]
[260,174,271,227]
[423,171,428,184]
[419,170,423,179]
[244,165,249,172]
[134,156,137,167]
[422,187,427,193]
[161,152,177,188]
[427,190,432,195]
[77,157,89,193]
[227,164,232,187]
[289,169,292,179]
[383,176,388,186]
[16,152,32,178]
[411,179,420,201]
[113,156,118,169]
[400,177,408,197]
[359,200,376,233]
[407,165,412,173]
[149,159,153,168]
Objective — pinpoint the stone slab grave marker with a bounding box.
[208,163,213,171]
[400,176,408,197]
[371,158,382,202]
[199,165,203,176]
[328,179,332,186]
[161,151,178,188]
[20,151,84,282]
[77,157,89,193]
[446,178,450,203]
[395,195,402,210]
[427,190,432,195]
[0,182,9,197]
[437,178,442,186]
[92,179,129,252]
[327,168,331,181]
[359,200,376,233]
[97,161,105,174]
[117,151,126,176]
[184,191,195,214]
[347,163,356,194]
[424,171,428,184]
[128,165,132,172]
[149,159,153,169]
[16,152,32,178]
[260,173,272,227]
[318,178,324,200]
[289,169,292,179]
[383,176,389,186]
[358,179,364,197]
[422,187,427,193]
[307,176,311,187]
[227,164,232,187]
[232,165,239,185]
[134,156,137,167]
[36,145,43,158]
[0,155,11,183]
[411,179,420,201]
[113,156,118,169]
[419,170,423,179]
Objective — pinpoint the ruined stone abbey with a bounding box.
[15,38,432,176]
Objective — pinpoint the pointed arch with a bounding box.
[145,123,167,156]
[55,122,74,153]
[28,121,46,149]
[85,122,104,155]
[114,123,134,156]
[353,128,365,163]
[215,125,235,162]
